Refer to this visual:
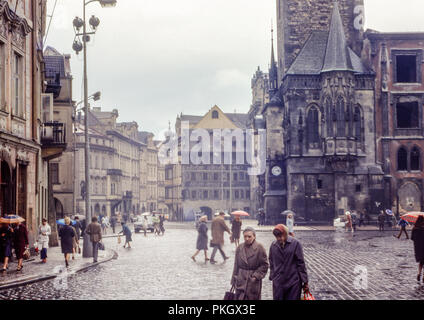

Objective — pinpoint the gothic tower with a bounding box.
[276,0,364,82]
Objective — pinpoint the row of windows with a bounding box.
[183,189,250,200]
[189,171,248,181]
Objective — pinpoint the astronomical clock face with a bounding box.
[271,166,282,177]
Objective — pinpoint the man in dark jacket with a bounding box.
[85,217,102,263]
[378,211,386,232]
[269,224,308,300]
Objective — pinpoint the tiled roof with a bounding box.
[44,55,65,79]
[286,3,372,76]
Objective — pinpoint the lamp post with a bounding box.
[73,0,116,258]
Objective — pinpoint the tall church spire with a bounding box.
[322,1,353,72]
[269,21,278,92]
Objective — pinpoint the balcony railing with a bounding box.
[41,122,66,145]
[41,122,67,160]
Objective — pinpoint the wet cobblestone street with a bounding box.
[0,224,423,300]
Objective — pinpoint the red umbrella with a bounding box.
[400,212,424,224]
[231,210,250,217]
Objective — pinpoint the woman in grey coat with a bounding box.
[191,215,209,262]
[231,227,269,300]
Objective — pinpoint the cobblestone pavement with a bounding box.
[0,223,422,300]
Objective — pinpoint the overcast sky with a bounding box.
[45,0,424,138]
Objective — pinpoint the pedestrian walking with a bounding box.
[230,215,242,248]
[85,216,102,263]
[119,222,132,248]
[38,218,51,263]
[210,211,231,264]
[159,214,165,236]
[0,223,13,273]
[58,217,75,268]
[351,211,358,232]
[142,216,148,237]
[345,211,353,233]
[74,217,82,241]
[152,213,160,236]
[101,216,109,235]
[231,227,268,300]
[71,224,79,260]
[191,215,209,262]
[378,211,386,232]
[394,218,409,239]
[411,216,424,283]
[13,221,29,272]
[358,211,365,228]
[269,224,309,300]
[110,215,117,234]
[286,213,295,237]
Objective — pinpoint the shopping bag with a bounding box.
[223,285,236,300]
[301,289,316,300]
[23,248,31,260]
[117,235,121,244]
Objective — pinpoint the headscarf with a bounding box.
[273,224,288,235]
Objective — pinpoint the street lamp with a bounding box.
[72,0,116,258]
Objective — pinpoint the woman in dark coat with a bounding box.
[13,222,28,271]
[231,215,242,248]
[0,223,13,272]
[191,215,209,262]
[411,216,424,282]
[231,227,269,300]
[58,217,75,267]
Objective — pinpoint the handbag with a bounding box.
[223,285,236,300]
[23,248,31,260]
[98,242,105,251]
[301,289,315,300]
[209,240,217,248]
[117,235,121,244]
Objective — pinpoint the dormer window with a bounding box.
[212,110,219,119]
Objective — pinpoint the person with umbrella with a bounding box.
[191,215,209,262]
[230,214,242,248]
[58,217,75,268]
[286,213,295,237]
[411,215,424,282]
[13,220,29,272]
[0,223,13,273]
[38,218,51,263]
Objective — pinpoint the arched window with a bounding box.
[411,146,421,171]
[212,110,219,119]
[307,107,319,147]
[354,106,362,142]
[325,98,333,136]
[336,97,345,137]
[397,147,408,171]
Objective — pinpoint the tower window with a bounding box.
[397,147,408,171]
[396,102,419,128]
[307,107,319,147]
[212,110,219,119]
[411,147,421,171]
[355,184,362,193]
[396,55,417,83]
[317,179,323,189]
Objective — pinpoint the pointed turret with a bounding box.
[322,1,353,73]
[269,23,278,92]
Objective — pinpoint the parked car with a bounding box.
[134,213,154,233]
